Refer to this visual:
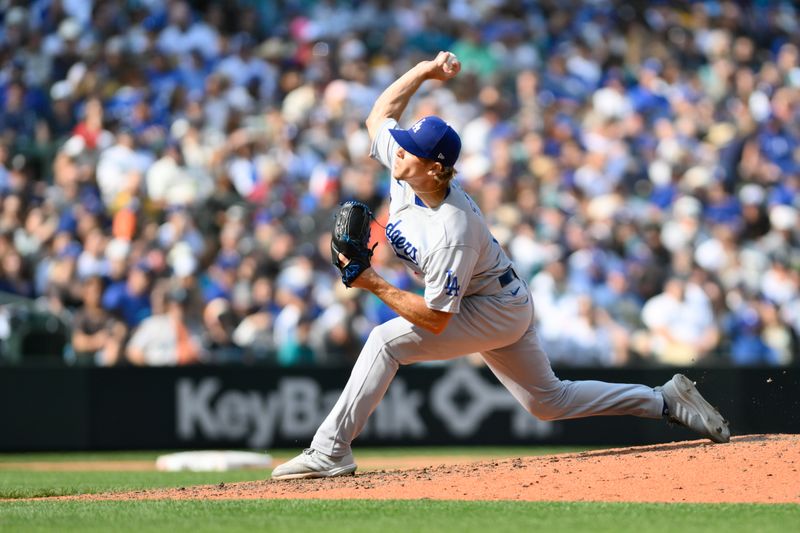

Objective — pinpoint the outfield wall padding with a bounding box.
[0,365,797,451]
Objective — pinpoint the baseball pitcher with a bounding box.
[272,51,729,480]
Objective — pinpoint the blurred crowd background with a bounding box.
[0,0,798,368]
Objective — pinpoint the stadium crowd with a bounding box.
[0,0,798,368]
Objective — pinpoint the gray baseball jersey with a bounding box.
[310,119,664,457]
[372,118,514,311]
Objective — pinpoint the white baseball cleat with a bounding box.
[660,374,730,443]
[271,448,357,480]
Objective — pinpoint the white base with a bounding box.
[155,451,272,472]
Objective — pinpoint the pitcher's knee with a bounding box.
[363,326,388,351]
[527,402,563,421]
[362,323,409,365]
[525,384,571,421]
[369,322,426,365]
[368,321,407,348]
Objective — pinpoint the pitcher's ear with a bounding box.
[427,161,443,175]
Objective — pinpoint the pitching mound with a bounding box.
[65,434,799,504]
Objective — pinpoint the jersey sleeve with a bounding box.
[423,245,479,313]
[369,118,399,170]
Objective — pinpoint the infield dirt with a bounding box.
[43,434,799,504]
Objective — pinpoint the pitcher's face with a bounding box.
[393,147,441,190]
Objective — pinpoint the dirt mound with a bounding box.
[57,434,800,504]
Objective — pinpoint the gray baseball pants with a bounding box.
[311,277,664,457]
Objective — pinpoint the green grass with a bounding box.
[0,447,593,499]
[0,500,796,533]
[0,446,595,463]
[0,451,171,463]
[0,470,270,499]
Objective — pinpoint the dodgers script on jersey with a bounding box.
[370,119,514,313]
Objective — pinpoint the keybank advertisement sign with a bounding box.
[3,366,793,451]
[175,365,557,448]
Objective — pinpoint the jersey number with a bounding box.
[445,271,461,296]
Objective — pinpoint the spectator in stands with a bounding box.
[70,275,124,366]
[102,260,152,329]
[202,297,243,363]
[157,204,205,258]
[0,248,32,297]
[0,82,38,152]
[637,276,720,365]
[95,129,148,213]
[309,283,365,365]
[145,140,213,209]
[126,285,205,366]
[75,227,108,280]
[0,0,798,368]
[72,97,110,152]
[231,273,277,360]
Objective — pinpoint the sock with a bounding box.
[662,399,670,418]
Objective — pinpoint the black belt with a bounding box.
[498,267,518,287]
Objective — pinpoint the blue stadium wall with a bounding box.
[0,365,797,451]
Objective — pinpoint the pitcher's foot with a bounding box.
[660,374,730,443]
[271,448,357,480]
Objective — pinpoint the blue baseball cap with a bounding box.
[389,116,461,168]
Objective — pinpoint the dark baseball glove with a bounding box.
[331,200,377,287]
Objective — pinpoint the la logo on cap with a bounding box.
[388,115,462,168]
